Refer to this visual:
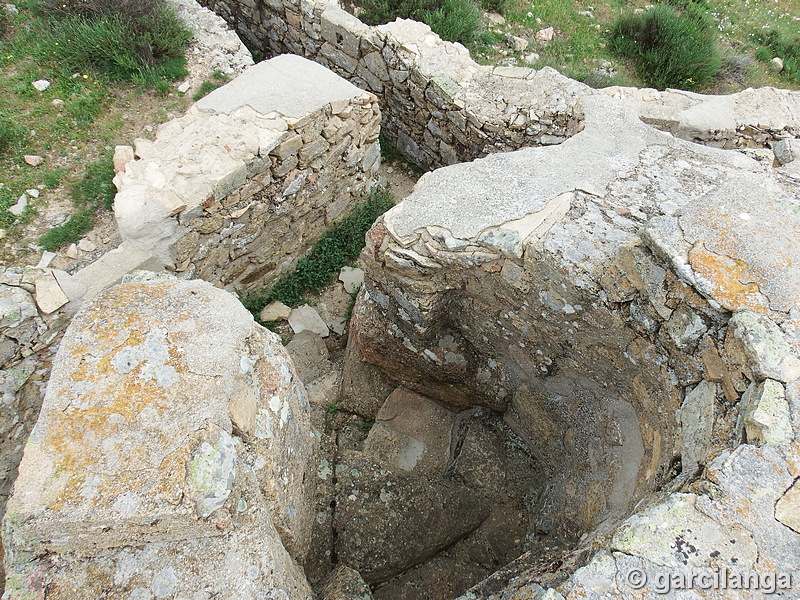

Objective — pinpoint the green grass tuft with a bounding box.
[357,0,481,44]
[753,28,800,85]
[31,0,191,87]
[192,80,224,101]
[0,113,28,155]
[242,186,395,320]
[608,1,721,91]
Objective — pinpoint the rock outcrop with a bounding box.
[2,276,318,598]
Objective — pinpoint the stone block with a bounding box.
[3,279,317,561]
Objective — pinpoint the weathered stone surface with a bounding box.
[320,565,374,600]
[286,329,331,382]
[679,380,716,469]
[339,265,364,294]
[726,311,800,383]
[364,388,456,476]
[339,335,396,417]
[3,278,317,565]
[260,300,292,322]
[743,379,793,446]
[775,479,800,534]
[289,304,330,337]
[33,271,69,315]
[334,450,489,584]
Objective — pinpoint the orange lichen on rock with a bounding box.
[687,242,770,314]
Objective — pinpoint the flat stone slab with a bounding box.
[196,54,363,118]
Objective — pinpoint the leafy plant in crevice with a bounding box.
[37,152,116,251]
[242,186,396,322]
[608,0,721,91]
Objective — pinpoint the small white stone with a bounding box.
[8,194,27,216]
[77,238,96,252]
[51,98,65,110]
[739,213,750,221]
[65,244,79,259]
[535,27,555,42]
[25,188,40,198]
[24,155,44,166]
[259,301,291,322]
[177,81,191,93]
[35,250,56,269]
[288,305,330,338]
[339,266,364,295]
[769,57,784,73]
[32,79,51,92]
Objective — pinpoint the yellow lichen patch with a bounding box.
[41,284,207,513]
[688,242,770,314]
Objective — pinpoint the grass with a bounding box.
[0,1,192,264]
[192,80,224,101]
[609,1,721,90]
[31,0,192,87]
[428,0,800,92]
[37,153,115,251]
[242,186,396,323]
[357,0,482,44]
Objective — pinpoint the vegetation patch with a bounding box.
[242,186,395,322]
[31,0,192,86]
[754,28,800,85]
[356,0,482,44]
[37,153,116,251]
[608,1,721,90]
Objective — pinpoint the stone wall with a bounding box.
[347,94,800,597]
[199,0,800,170]
[114,54,381,291]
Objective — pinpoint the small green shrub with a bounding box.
[477,0,508,15]
[421,0,480,44]
[609,1,721,90]
[243,187,395,319]
[357,0,480,44]
[38,211,94,251]
[32,0,192,86]
[754,29,800,85]
[72,154,116,210]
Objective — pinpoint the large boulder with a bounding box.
[2,277,317,598]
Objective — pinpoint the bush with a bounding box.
[609,1,721,90]
[358,0,480,44]
[32,0,192,85]
[421,0,480,45]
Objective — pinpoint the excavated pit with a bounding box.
[300,93,800,599]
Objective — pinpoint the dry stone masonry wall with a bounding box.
[200,0,800,170]
[114,54,381,291]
